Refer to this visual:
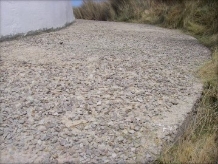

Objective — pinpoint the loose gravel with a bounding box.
[0,19,210,163]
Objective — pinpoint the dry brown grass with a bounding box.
[159,132,218,163]
[73,0,115,21]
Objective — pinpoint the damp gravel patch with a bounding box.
[0,19,210,163]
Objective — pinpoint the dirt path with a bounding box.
[0,20,210,163]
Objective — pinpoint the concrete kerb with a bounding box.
[0,20,76,42]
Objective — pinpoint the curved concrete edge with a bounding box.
[175,93,202,139]
[153,93,203,162]
[0,20,75,42]
[156,83,204,151]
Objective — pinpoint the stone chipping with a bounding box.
[0,20,210,163]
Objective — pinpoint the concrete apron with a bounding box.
[0,20,211,163]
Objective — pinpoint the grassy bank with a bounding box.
[73,0,218,163]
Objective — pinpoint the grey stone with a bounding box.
[0,19,209,164]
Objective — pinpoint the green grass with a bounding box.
[73,0,218,163]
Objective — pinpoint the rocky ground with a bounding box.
[0,20,210,163]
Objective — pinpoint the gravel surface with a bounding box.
[0,19,210,163]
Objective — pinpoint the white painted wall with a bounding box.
[0,1,75,38]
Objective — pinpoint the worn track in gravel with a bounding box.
[0,20,210,163]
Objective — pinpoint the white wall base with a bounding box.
[0,1,74,39]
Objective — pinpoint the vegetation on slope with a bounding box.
[73,0,218,163]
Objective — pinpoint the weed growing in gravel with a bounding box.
[73,0,218,163]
